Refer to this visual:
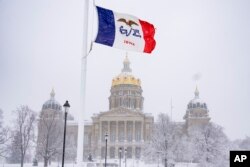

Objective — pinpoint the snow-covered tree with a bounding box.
[231,136,250,151]
[172,134,195,163]
[36,108,63,167]
[9,106,36,167]
[188,123,229,167]
[239,136,250,150]
[144,113,177,166]
[0,109,10,158]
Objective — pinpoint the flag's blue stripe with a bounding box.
[95,6,115,47]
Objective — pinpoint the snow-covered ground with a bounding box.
[1,162,198,167]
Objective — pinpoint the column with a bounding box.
[98,121,102,158]
[132,146,135,159]
[115,146,118,159]
[141,121,144,142]
[133,121,135,142]
[107,121,110,158]
[99,121,102,142]
[116,121,118,142]
[124,121,127,142]
[136,98,140,109]
[108,121,110,138]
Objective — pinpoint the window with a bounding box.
[127,121,133,142]
[110,147,115,158]
[135,122,141,141]
[126,147,132,159]
[110,121,116,142]
[118,121,125,142]
[84,133,89,145]
[135,147,141,159]
[101,147,105,159]
[204,103,207,109]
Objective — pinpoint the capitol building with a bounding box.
[36,56,210,162]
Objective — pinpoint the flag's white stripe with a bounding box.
[113,12,145,52]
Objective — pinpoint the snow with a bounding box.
[1,162,198,167]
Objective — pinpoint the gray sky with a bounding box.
[0,0,250,140]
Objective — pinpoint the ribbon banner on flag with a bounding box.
[95,6,156,54]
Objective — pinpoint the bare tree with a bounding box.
[0,109,10,158]
[36,109,63,167]
[10,106,36,167]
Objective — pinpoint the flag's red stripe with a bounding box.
[139,19,156,53]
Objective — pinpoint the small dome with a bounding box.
[112,55,141,87]
[42,89,62,111]
[187,86,208,110]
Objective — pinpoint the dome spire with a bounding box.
[50,88,55,99]
[122,53,132,73]
[194,86,199,98]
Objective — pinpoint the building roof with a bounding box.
[112,55,141,87]
[42,89,62,111]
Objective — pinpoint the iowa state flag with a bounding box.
[95,6,156,54]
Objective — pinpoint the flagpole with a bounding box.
[77,0,90,165]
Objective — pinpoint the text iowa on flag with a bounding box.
[95,6,156,54]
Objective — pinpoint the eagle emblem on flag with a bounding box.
[117,18,139,27]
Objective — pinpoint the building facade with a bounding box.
[36,57,211,162]
[82,56,154,160]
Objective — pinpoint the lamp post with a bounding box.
[105,132,108,167]
[124,149,127,167]
[62,100,70,167]
[119,148,122,167]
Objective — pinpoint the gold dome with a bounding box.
[111,55,141,87]
[112,74,141,87]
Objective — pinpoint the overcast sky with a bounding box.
[0,0,250,140]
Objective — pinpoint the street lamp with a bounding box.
[119,148,122,167]
[105,132,108,167]
[124,148,127,167]
[62,100,70,167]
